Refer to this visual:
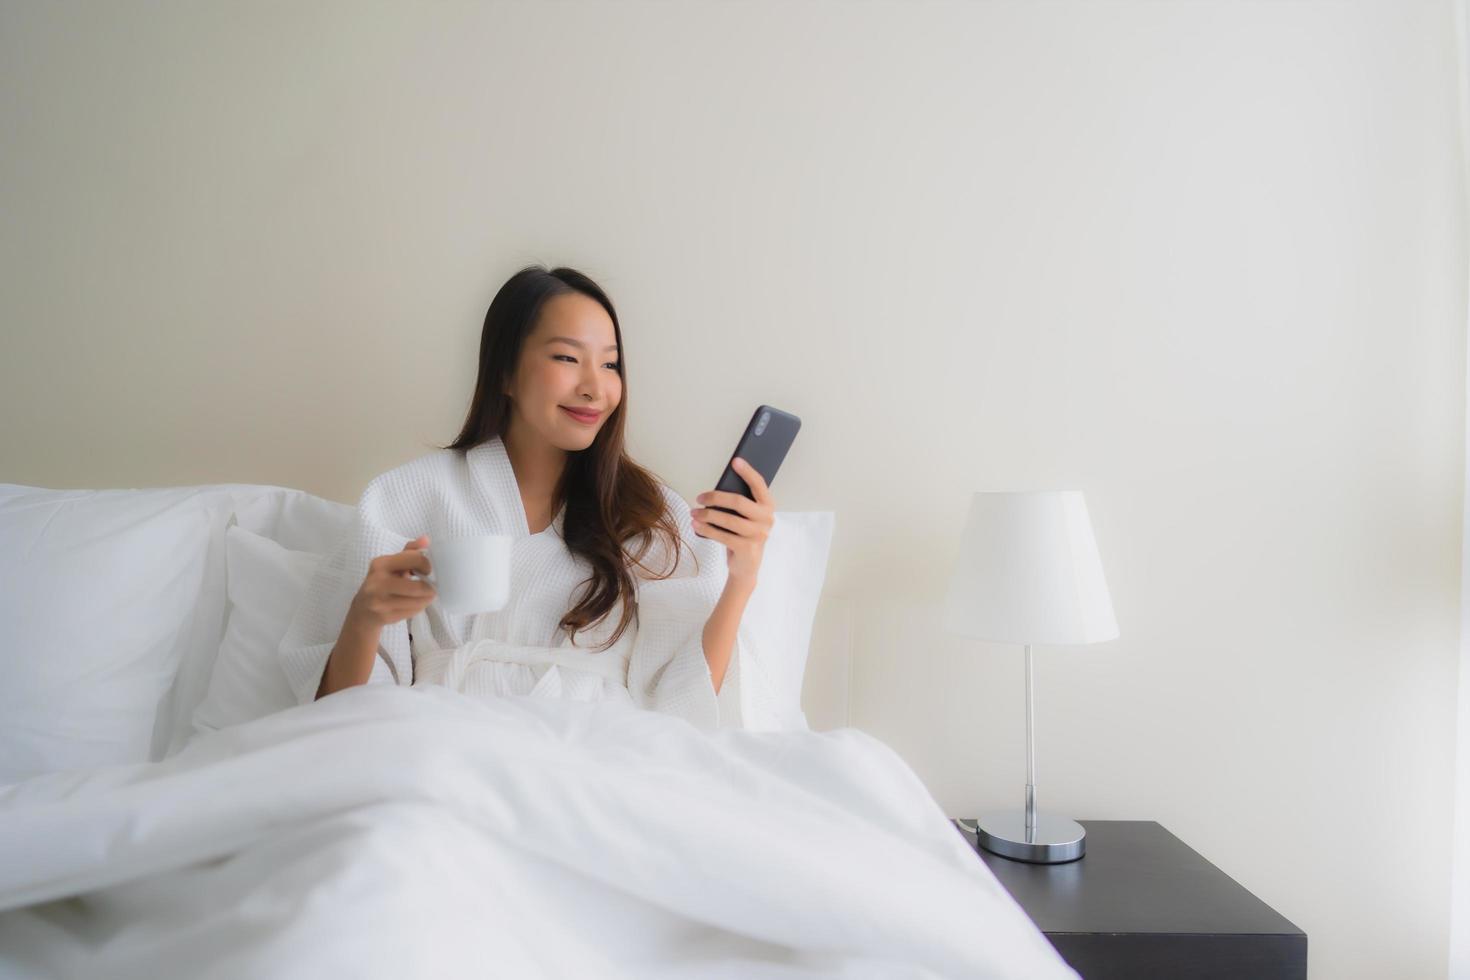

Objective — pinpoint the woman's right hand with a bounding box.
[348,534,437,628]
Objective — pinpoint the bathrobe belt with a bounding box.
[418,638,631,691]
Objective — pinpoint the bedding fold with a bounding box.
[0,684,1078,979]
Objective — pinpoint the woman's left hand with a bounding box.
[691,457,774,587]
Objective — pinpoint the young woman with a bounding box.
[277,264,784,731]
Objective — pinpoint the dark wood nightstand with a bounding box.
[952,819,1307,980]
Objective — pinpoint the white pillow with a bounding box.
[186,507,836,738]
[152,488,355,759]
[0,485,215,784]
[736,510,837,729]
[229,489,355,555]
[190,523,322,736]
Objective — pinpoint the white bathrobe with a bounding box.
[277,435,783,731]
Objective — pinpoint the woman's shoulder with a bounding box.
[626,480,721,583]
[652,479,692,521]
[367,447,464,489]
[357,448,469,525]
[631,480,694,548]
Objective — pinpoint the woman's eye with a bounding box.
[554,354,619,371]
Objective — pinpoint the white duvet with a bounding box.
[0,684,1079,979]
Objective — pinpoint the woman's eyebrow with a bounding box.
[546,335,619,351]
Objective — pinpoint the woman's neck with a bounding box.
[501,418,567,528]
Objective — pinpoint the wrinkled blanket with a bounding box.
[0,684,1077,979]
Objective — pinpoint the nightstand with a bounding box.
[952,819,1307,980]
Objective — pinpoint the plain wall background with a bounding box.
[2,2,1465,977]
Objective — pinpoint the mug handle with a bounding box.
[408,546,435,587]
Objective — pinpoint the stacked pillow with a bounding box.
[151,488,355,758]
[0,484,225,784]
[189,523,327,736]
[194,508,836,736]
[0,479,835,785]
[737,511,836,729]
[183,492,354,746]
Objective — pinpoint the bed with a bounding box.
[0,480,1080,979]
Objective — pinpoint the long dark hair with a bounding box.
[437,264,694,651]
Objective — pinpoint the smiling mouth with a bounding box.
[560,406,601,423]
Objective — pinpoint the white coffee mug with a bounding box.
[409,534,512,615]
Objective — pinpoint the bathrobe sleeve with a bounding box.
[277,475,417,705]
[624,483,787,733]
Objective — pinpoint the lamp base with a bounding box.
[958,810,1086,864]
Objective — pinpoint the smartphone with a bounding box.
[699,405,801,533]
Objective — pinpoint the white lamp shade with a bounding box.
[941,490,1119,646]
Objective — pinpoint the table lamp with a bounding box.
[941,490,1119,864]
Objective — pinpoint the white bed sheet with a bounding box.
[0,684,1078,979]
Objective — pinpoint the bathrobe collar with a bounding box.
[470,434,567,541]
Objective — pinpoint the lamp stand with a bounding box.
[958,642,1086,864]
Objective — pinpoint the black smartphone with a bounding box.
[699,405,801,533]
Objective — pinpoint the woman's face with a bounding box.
[506,292,624,451]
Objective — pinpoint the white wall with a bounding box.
[1450,4,1470,976]
[1,2,1464,977]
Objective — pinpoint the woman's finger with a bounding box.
[389,578,436,598]
[696,490,758,519]
[692,517,735,544]
[694,506,756,538]
[731,457,772,506]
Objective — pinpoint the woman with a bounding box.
[277,264,783,731]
